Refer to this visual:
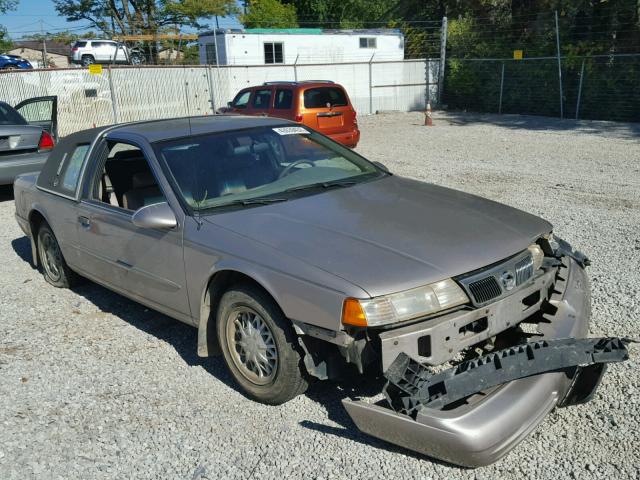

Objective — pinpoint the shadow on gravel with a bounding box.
[11,236,33,265]
[0,184,14,202]
[69,280,240,391]
[440,111,640,140]
[9,236,241,394]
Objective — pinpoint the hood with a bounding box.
[204,175,552,297]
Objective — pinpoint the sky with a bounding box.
[0,0,242,40]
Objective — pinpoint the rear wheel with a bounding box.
[37,224,78,288]
[81,55,95,67]
[217,284,308,404]
[3,65,16,70]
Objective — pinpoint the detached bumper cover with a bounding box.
[343,258,632,467]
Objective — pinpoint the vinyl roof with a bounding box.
[109,115,293,143]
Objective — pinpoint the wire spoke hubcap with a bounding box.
[226,308,278,385]
[39,232,62,282]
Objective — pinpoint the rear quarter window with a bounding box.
[74,41,87,48]
[37,139,91,197]
[303,87,348,109]
[61,144,90,192]
[274,89,293,109]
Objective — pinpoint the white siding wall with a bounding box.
[0,60,437,137]
[199,33,404,65]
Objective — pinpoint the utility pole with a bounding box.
[554,11,564,119]
[438,16,448,107]
[40,20,48,68]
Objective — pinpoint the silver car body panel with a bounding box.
[343,257,591,467]
[202,175,552,299]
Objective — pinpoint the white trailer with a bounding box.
[198,28,404,66]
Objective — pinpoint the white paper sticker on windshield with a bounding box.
[272,127,309,135]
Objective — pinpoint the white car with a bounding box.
[70,40,143,66]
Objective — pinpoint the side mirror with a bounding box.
[132,202,177,229]
[227,101,233,108]
[373,161,390,173]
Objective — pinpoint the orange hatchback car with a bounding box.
[221,81,360,148]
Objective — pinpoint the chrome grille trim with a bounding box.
[468,276,502,304]
[515,255,534,286]
[456,250,538,307]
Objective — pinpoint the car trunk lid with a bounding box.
[0,125,42,155]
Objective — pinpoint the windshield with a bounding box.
[154,126,383,212]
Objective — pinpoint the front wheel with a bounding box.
[217,285,308,404]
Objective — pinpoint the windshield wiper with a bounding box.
[216,197,289,208]
[285,180,357,193]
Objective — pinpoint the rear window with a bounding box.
[303,87,348,109]
[0,102,27,125]
[73,41,87,48]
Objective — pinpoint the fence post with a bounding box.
[554,10,564,119]
[438,16,448,106]
[293,54,299,81]
[107,65,118,123]
[207,66,216,114]
[368,53,375,114]
[498,62,505,114]
[575,58,586,120]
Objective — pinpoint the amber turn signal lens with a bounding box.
[342,298,368,327]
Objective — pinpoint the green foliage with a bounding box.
[0,0,17,15]
[240,0,298,28]
[53,0,236,36]
[283,0,391,28]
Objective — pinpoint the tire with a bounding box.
[81,55,95,67]
[36,223,78,288]
[4,65,16,70]
[217,284,308,405]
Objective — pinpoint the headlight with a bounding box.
[528,243,544,270]
[342,279,469,327]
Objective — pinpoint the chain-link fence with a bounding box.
[440,10,640,123]
[0,59,439,137]
[442,54,640,122]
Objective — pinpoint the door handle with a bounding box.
[78,216,91,228]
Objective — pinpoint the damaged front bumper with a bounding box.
[342,257,631,467]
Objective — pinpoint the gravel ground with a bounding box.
[1,111,639,479]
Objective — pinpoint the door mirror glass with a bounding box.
[227,101,233,108]
[132,202,177,229]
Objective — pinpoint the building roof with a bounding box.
[199,28,402,37]
[11,40,69,57]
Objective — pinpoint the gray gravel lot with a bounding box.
[1,111,639,479]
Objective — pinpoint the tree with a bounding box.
[53,0,237,61]
[240,0,298,29]
[0,0,17,14]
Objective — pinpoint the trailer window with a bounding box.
[359,37,377,48]
[264,42,284,64]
